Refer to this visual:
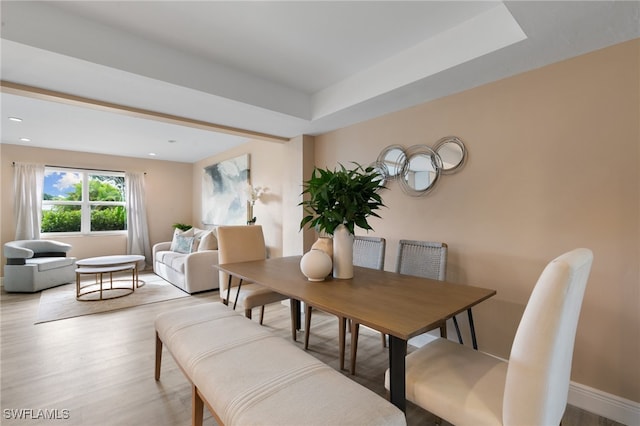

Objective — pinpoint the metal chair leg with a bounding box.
[452,316,464,344]
[468,308,478,350]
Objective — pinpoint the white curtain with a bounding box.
[13,162,45,240]
[125,172,152,267]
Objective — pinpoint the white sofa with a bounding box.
[3,240,77,292]
[153,227,219,294]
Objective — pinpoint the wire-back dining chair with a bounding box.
[351,239,477,375]
[395,239,476,348]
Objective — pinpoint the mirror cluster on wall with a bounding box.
[374,136,467,196]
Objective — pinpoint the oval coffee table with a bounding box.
[75,255,145,301]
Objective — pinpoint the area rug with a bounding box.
[35,272,190,324]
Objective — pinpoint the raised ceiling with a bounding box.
[1,1,639,163]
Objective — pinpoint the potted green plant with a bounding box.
[300,163,385,278]
[172,223,193,231]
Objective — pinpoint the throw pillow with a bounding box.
[198,229,218,251]
[170,227,194,252]
[173,235,195,254]
[191,227,209,252]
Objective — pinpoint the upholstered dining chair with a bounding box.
[217,225,288,325]
[387,248,593,426]
[304,236,386,372]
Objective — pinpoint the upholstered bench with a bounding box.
[155,303,406,426]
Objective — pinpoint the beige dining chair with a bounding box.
[387,248,593,426]
[217,225,288,325]
[350,240,455,375]
[304,236,386,372]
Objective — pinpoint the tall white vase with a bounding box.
[332,224,354,279]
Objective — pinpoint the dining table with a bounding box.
[216,255,497,412]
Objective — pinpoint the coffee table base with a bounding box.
[76,264,136,301]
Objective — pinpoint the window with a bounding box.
[42,168,126,234]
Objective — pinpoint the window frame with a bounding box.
[41,167,127,236]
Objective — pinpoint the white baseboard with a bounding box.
[568,381,640,426]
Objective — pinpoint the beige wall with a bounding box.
[314,39,640,402]
[0,144,193,264]
[192,140,287,259]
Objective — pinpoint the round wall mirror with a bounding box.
[376,145,406,181]
[399,145,442,196]
[433,136,466,174]
[369,161,388,189]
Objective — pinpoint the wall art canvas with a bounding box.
[202,154,250,225]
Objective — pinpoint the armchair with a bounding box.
[3,240,77,292]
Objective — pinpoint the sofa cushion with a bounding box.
[26,257,76,272]
[156,251,187,274]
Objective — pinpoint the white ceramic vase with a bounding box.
[311,236,333,261]
[300,249,333,281]
[332,224,354,279]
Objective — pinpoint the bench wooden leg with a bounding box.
[155,332,163,380]
[192,385,204,426]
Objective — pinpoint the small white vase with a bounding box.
[300,249,333,281]
[332,224,354,279]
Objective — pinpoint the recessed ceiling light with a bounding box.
[148,152,157,156]
[19,137,31,142]
[9,117,23,122]
[168,139,176,143]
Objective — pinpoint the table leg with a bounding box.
[294,299,301,331]
[76,272,80,298]
[99,273,104,300]
[388,335,407,412]
[289,299,299,341]
[338,317,346,370]
[133,262,140,291]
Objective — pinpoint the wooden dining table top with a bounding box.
[217,255,497,341]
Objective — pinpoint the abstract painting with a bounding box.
[202,154,250,225]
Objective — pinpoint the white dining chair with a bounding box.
[386,248,593,426]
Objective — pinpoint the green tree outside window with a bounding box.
[41,170,126,233]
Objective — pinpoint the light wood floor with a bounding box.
[0,285,623,426]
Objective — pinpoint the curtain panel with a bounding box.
[13,162,45,240]
[125,172,152,267]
